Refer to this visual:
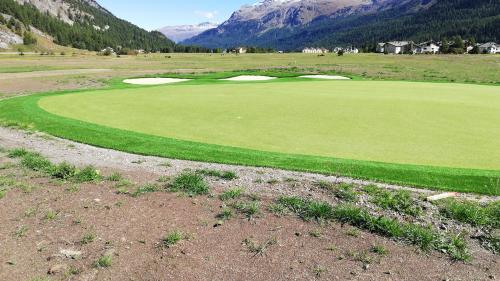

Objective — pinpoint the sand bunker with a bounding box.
[123,78,191,85]
[221,75,277,81]
[300,75,350,80]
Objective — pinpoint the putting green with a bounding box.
[38,80,500,171]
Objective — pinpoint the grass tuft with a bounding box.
[275,196,470,259]
[243,236,277,256]
[45,210,57,221]
[232,201,260,219]
[162,230,183,248]
[73,166,101,183]
[106,172,123,182]
[196,169,238,180]
[219,187,244,201]
[8,148,30,158]
[369,188,422,216]
[169,172,210,196]
[132,183,160,197]
[21,152,53,172]
[50,162,77,180]
[81,233,96,245]
[371,245,388,255]
[334,183,358,202]
[216,206,233,220]
[438,199,499,228]
[95,255,112,268]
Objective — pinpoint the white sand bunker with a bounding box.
[300,75,350,80]
[123,78,191,85]
[221,75,277,81]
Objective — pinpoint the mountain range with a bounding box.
[183,0,500,50]
[158,22,218,43]
[1,0,498,52]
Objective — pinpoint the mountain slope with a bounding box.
[158,22,218,43]
[184,0,500,50]
[0,0,174,51]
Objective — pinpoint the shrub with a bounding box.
[169,172,209,195]
[23,31,37,45]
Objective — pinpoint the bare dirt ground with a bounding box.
[0,127,498,281]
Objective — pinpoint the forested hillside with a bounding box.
[0,0,175,51]
[185,0,500,50]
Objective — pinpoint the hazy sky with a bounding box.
[98,0,253,30]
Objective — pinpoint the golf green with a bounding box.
[38,80,500,171]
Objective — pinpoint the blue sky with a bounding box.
[98,0,253,30]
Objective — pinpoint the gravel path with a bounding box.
[0,126,496,202]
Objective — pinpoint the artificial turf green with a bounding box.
[0,78,499,195]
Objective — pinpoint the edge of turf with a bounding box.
[1,76,499,196]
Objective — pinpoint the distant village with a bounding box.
[97,41,499,56]
[302,40,499,55]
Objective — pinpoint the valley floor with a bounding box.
[0,53,498,281]
[0,127,498,281]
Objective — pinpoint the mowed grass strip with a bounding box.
[0,80,499,195]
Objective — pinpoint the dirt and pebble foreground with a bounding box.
[0,127,498,281]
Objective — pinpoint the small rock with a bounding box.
[93,198,101,203]
[48,263,68,274]
[383,271,392,275]
[213,220,224,227]
[363,264,370,270]
[489,275,495,280]
[59,249,82,259]
[295,232,302,237]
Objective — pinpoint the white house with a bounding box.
[235,47,247,54]
[384,41,414,54]
[415,41,440,54]
[478,42,499,54]
[302,47,329,54]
